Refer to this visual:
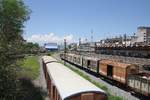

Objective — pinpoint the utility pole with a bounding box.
[79,38,81,55]
[64,39,67,65]
[124,33,127,47]
[91,29,94,56]
[124,34,127,62]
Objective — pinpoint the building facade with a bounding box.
[135,26,150,45]
[44,43,58,51]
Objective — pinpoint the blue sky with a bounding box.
[24,0,150,44]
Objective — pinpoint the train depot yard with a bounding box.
[1,1,150,100]
[57,52,150,100]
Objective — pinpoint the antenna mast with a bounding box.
[91,29,93,42]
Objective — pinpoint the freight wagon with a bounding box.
[42,56,108,100]
[59,53,150,97]
[128,73,150,96]
[72,54,82,66]
[60,53,139,84]
[82,56,100,74]
[99,60,139,84]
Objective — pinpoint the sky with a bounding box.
[23,0,150,45]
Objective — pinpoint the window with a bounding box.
[53,86,55,99]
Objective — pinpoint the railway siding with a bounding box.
[62,61,139,100]
[53,53,141,100]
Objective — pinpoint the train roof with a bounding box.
[132,72,150,81]
[67,53,76,56]
[83,56,100,61]
[42,56,57,63]
[46,62,106,100]
[100,59,137,69]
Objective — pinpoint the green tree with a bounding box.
[0,0,30,99]
[22,42,40,54]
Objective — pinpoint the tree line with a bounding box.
[0,0,41,99]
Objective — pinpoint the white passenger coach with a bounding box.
[42,56,107,100]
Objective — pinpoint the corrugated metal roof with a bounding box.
[83,56,100,61]
[46,62,106,99]
[67,53,75,56]
[100,59,132,68]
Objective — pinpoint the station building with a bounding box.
[44,43,58,51]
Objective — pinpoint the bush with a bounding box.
[18,77,46,100]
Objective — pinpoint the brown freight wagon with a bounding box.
[43,56,108,100]
[99,59,139,84]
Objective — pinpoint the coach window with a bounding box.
[81,93,94,100]
[53,86,55,99]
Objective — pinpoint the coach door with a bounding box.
[87,60,90,68]
[107,65,113,78]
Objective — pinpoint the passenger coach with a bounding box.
[42,56,57,77]
[42,56,107,100]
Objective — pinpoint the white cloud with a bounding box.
[26,33,74,45]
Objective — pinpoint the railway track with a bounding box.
[52,53,143,100]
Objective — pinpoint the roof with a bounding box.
[130,72,150,81]
[71,54,82,57]
[42,56,57,63]
[83,56,100,61]
[100,59,132,69]
[45,45,58,49]
[138,26,150,30]
[46,62,106,100]
[44,43,58,49]
[67,53,75,56]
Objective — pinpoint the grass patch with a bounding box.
[18,56,40,80]
[47,51,57,56]
[61,62,123,100]
[108,93,123,100]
